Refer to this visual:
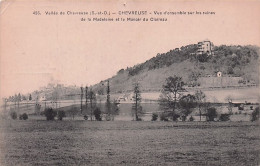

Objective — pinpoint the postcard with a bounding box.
[0,0,259,165]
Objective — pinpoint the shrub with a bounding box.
[180,115,187,121]
[199,65,205,70]
[44,108,57,120]
[189,116,194,121]
[10,111,17,120]
[219,114,230,121]
[23,113,28,120]
[83,115,88,120]
[251,107,259,122]
[57,110,66,121]
[105,114,112,121]
[136,117,142,121]
[19,113,28,120]
[151,113,158,121]
[238,105,244,110]
[94,107,102,121]
[168,112,180,121]
[206,107,217,121]
[160,113,168,121]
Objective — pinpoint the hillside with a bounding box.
[5,42,259,102]
[93,43,259,94]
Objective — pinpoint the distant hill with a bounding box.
[5,42,259,102]
[92,43,259,94]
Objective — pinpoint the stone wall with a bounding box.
[198,77,243,88]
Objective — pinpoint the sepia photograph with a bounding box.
[0,0,259,165]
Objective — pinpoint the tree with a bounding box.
[52,86,60,109]
[179,94,197,121]
[197,53,208,62]
[251,107,259,121]
[67,106,77,120]
[14,94,18,109]
[132,83,142,121]
[3,98,7,112]
[194,90,206,121]
[44,108,57,120]
[80,86,83,114]
[57,110,66,120]
[97,88,104,95]
[85,86,88,115]
[105,81,112,120]
[17,93,21,102]
[29,94,32,101]
[89,89,96,121]
[111,100,120,116]
[159,76,185,121]
[225,96,233,114]
[35,103,41,115]
[22,95,26,101]
[188,72,200,87]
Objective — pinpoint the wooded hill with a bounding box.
[92,44,259,94]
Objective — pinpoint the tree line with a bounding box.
[157,75,259,122]
[5,76,259,122]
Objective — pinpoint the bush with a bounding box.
[251,107,259,122]
[105,114,112,121]
[219,114,230,121]
[94,107,102,121]
[83,115,88,120]
[160,113,168,121]
[19,113,28,120]
[189,116,194,121]
[10,111,17,120]
[151,113,158,121]
[44,108,57,120]
[206,107,217,121]
[238,105,244,110]
[180,115,187,121]
[57,110,66,121]
[136,117,142,121]
[169,112,180,121]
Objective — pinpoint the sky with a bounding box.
[0,0,260,98]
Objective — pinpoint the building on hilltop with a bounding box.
[197,40,214,56]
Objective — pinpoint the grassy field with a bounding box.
[0,120,259,166]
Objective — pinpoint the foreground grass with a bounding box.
[0,120,259,166]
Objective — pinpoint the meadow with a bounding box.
[0,120,259,166]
